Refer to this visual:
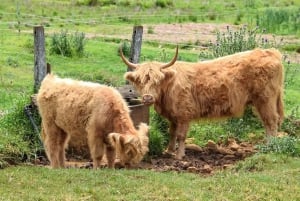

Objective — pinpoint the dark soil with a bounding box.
[138,139,255,175]
[34,139,256,175]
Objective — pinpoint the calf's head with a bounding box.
[108,123,149,168]
[120,46,178,105]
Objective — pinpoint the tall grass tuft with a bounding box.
[210,25,261,57]
[50,30,86,57]
[119,41,131,58]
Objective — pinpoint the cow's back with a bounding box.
[37,74,127,136]
[163,48,283,119]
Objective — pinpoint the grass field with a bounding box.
[0,154,300,201]
[0,0,300,200]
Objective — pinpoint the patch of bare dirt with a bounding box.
[143,23,231,45]
[139,139,255,175]
[34,139,256,175]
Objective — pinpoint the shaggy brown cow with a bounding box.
[120,47,284,159]
[37,74,149,168]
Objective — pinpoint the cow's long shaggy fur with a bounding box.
[122,48,284,159]
[37,74,149,168]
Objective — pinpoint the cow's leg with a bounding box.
[43,124,68,168]
[254,99,279,137]
[165,121,177,155]
[105,145,116,168]
[175,122,190,160]
[87,131,105,169]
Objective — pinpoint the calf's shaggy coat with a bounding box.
[121,47,284,159]
[37,74,149,168]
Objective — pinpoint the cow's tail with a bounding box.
[277,89,284,128]
[275,48,284,128]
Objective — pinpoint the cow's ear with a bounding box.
[124,72,136,83]
[162,69,176,81]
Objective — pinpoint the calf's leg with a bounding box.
[106,145,116,168]
[43,124,68,168]
[87,130,105,169]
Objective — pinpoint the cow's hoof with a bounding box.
[162,151,176,158]
[174,155,185,160]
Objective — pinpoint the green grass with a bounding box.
[0,154,299,201]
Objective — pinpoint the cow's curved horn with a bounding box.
[119,47,138,70]
[160,45,178,70]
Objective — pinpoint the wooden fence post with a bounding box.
[129,26,143,70]
[125,25,143,85]
[33,26,47,93]
[129,26,149,126]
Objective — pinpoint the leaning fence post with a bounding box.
[33,26,47,93]
[125,25,143,85]
[129,25,143,70]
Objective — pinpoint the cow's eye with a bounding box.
[135,78,142,85]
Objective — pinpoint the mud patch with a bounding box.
[34,139,256,175]
[139,139,255,175]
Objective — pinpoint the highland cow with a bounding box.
[120,47,284,159]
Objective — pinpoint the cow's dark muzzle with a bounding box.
[142,94,154,105]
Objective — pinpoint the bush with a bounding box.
[148,129,167,156]
[148,112,169,156]
[50,30,86,57]
[210,25,260,57]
